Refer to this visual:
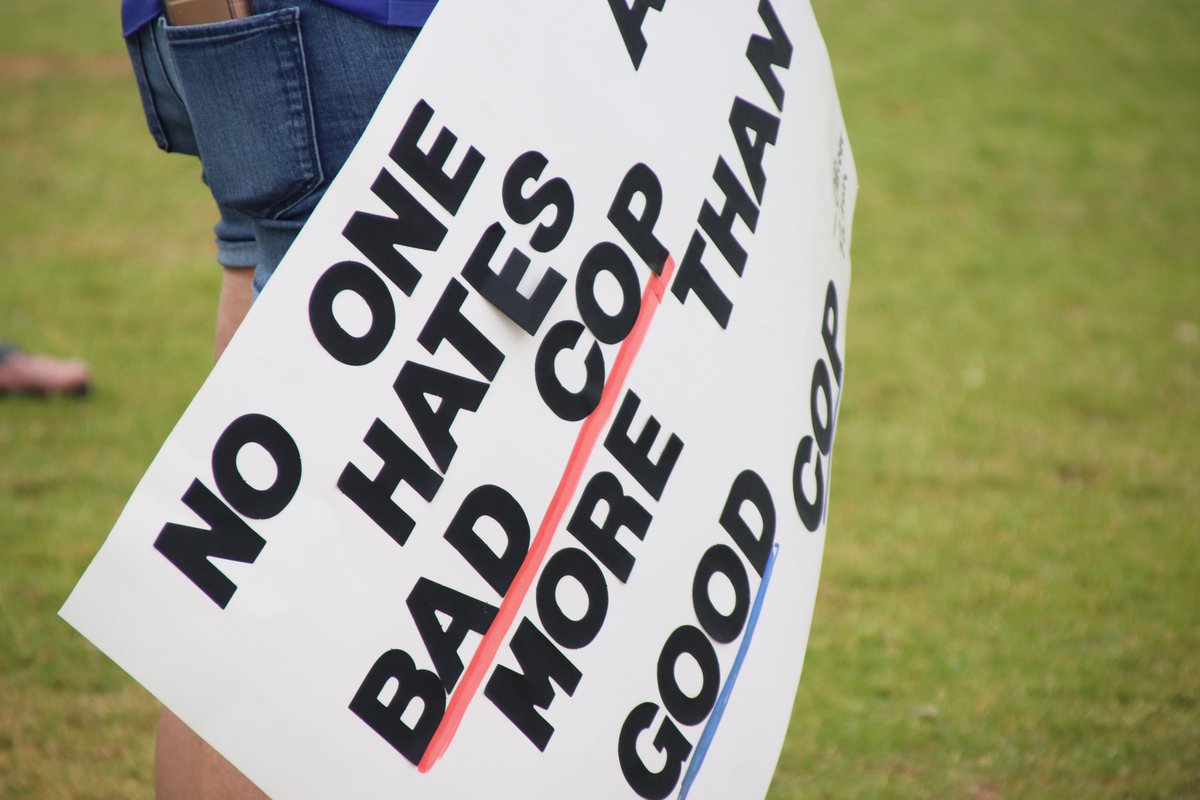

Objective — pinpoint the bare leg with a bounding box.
[214,266,254,361]
[156,709,268,800]
[155,266,265,800]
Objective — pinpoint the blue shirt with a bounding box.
[122,0,435,36]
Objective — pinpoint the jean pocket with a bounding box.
[126,25,194,154]
[164,8,322,220]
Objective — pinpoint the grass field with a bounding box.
[2,1,1197,798]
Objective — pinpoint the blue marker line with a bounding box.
[678,542,781,800]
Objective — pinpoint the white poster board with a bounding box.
[62,1,856,797]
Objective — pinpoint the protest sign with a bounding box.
[62,1,856,797]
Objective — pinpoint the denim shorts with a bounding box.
[126,0,420,292]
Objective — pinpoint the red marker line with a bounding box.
[418,255,676,772]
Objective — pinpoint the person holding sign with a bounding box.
[120,0,436,795]
[121,0,436,354]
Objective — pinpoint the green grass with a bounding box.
[1,4,217,797]
[2,1,1197,798]
[777,1,1200,798]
